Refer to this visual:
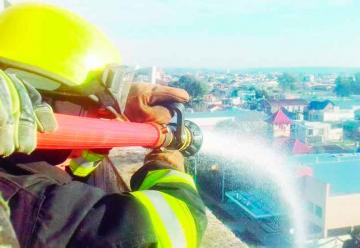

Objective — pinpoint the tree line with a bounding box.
[171,75,209,101]
[334,73,360,97]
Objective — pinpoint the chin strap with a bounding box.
[88,65,132,119]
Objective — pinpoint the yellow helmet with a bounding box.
[0,3,121,87]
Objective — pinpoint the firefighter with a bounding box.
[0,3,207,248]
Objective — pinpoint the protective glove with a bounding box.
[124,83,189,124]
[0,70,57,156]
[90,66,189,124]
[144,149,185,172]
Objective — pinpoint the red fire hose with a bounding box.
[37,114,166,150]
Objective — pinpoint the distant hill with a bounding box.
[164,67,360,75]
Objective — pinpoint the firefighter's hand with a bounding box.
[0,70,57,156]
[124,83,189,124]
[144,149,185,172]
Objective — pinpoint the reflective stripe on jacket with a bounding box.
[131,168,199,248]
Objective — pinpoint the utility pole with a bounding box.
[151,66,157,84]
[0,0,11,11]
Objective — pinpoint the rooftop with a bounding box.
[307,100,334,110]
[292,140,312,154]
[267,109,292,125]
[273,138,312,154]
[268,99,308,106]
[294,153,360,196]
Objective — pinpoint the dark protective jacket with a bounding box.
[0,153,207,248]
[0,194,19,247]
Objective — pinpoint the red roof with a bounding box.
[292,139,312,154]
[296,166,313,177]
[267,109,291,125]
[273,138,312,154]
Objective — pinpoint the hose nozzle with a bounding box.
[162,103,203,157]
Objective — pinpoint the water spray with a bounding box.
[200,131,306,247]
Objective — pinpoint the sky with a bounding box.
[10,0,360,68]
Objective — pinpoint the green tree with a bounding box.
[172,75,209,101]
[355,72,360,83]
[278,73,297,90]
[255,89,268,99]
[248,86,268,100]
[230,89,239,97]
[353,73,360,94]
[334,76,353,97]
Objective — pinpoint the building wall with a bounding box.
[292,122,326,144]
[306,110,324,122]
[292,122,343,145]
[326,194,360,233]
[302,176,329,238]
[272,124,290,137]
[323,109,354,122]
[292,123,307,142]
[286,105,305,113]
[270,104,305,114]
[326,128,343,142]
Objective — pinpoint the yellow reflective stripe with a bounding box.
[161,192,197,248]
[163,170,197,190]
[69,150,104,177]
[69,159,99,177]
[139,169,197,191]
[131,190,186,248]
[82,150,104,161]
[139,169,171,190]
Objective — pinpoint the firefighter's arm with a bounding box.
[67,151,206,248]
[129,150,208,248]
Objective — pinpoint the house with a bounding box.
[304,100,334,121]
[267,109,292,138]
[311,145,352,154]
[259,99,308,120]
[209,153,360,246]
[323,108,355,122]
[294,153,360,240]
[273,138,312,155]
[307,100,334,111]
[291,121,343,145]
[305,100,354,122]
